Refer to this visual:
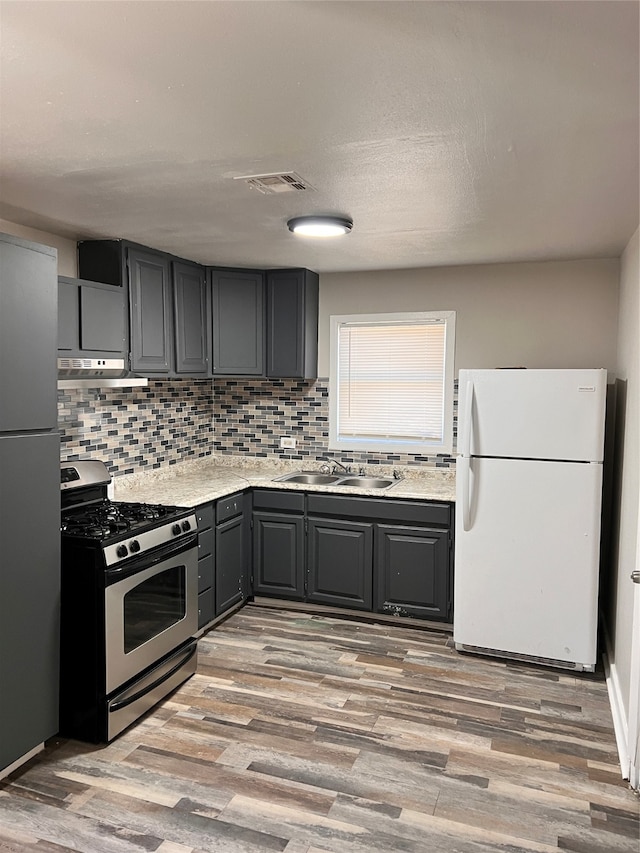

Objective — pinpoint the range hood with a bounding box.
[57,357,129,378]
[57,357,148,388]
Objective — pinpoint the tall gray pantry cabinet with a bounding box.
[0,233,60,774]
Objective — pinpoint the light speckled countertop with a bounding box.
[112,455,456,507]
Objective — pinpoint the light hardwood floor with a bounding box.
[1,604,638,853]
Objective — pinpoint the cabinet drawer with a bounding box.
[197,553,214,594]
[216,492,244,523]
[306,494,451,527]
[252,489,305,513]
[196,503,214,531]
[198,528,214,560]
[198,587,214,629]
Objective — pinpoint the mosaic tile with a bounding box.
[58,378,458,476]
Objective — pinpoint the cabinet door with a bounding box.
[80,285,126,354]
[128,248,173,374]
[253,512,305,599]
[216,514,245,615]
[307,518,373,610]
[173,261,207,375]
[266,269,318,379]
[375,525,450,621]
[212,270,264,375]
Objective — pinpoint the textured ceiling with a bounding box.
[0,1,638,272]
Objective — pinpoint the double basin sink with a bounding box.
[273,471,400,490]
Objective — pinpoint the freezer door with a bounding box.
[458,368,606,462]
[454,457,602,668]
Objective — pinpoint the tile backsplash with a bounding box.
[214,379,457,469]
[59,378,457,477]
[58,380,215,475]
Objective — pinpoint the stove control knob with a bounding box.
[181,520,192,532]
[116,544,128,559]
[129,539,141,553]
[172,523,182,536]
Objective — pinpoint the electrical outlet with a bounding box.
[280,436,296,449]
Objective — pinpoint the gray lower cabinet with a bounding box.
[252,491,453,622]
[215,492,247,616]
[375,525,450,621]
[196,503,215,628]
[307,517,373,610]
[253,512,305,599]
[211,269,265,375]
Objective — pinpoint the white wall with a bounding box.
[319,259,620,378]
[608,227,639,732]
[0,219,77,276]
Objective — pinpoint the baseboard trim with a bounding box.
[0,743,44,781]
[602,624,630,780]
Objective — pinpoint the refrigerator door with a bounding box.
[458,368,607,463]
[454,456,602,669]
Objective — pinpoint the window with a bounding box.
[329,311,456,454]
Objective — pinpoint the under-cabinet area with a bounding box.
[253,489,453,622]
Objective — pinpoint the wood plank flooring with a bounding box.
[1,604,638,853]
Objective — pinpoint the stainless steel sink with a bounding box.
[335,476,396,489]
[273,471,399,489]
[274,472,342,485]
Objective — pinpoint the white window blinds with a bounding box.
[330,312,455,453]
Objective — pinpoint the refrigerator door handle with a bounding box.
[460,454,472,532]
[462,378,474,458]
[460,379,474,532]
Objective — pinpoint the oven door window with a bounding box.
[123,565,186,654]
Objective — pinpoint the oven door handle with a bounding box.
[109,642,197,712]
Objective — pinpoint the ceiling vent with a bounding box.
[233,171,315,195]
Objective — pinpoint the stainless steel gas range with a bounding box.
[59,460,198,742]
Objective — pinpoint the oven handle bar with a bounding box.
[109,641,197,712]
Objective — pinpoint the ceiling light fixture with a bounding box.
[287,215,353,237]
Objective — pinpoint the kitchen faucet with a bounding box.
[331,459,352,474]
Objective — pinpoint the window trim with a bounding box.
[329,310,456,455]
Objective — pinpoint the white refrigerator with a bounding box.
[454,368,607,672]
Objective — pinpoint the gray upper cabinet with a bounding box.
[58,276,127,357]
[266,269,319,379]
[78,240,207,377]
[128,247,173,374]
[211,269,265,375]
[77,241,318,379]
[173,261,207,375]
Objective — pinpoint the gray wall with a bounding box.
[0,219,77,276]
[320,259,620,377]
